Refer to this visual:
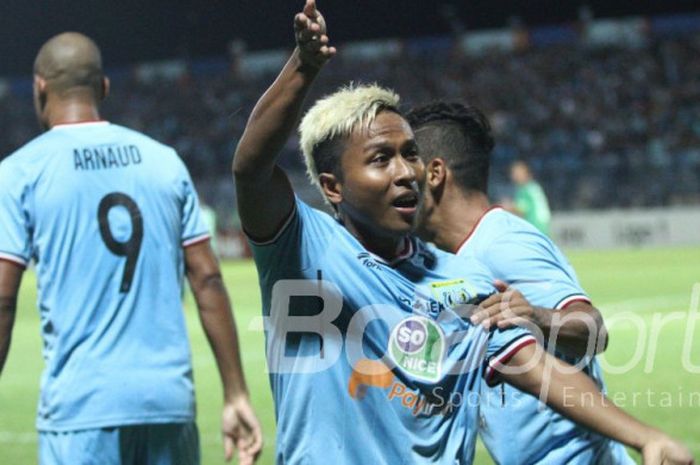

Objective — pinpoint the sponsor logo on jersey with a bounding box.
[389,316,445,382]
[356,252,382,270]
[429,278,480,309]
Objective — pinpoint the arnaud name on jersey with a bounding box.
[73,144,142,171]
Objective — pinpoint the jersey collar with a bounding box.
[368,236,415,267]
[51,120,109,130]
[454,206,504,255]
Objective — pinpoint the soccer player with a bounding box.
[233,2,693,464]
[407,101,626,464]
[0,32,261,465]
[508,159,552,235]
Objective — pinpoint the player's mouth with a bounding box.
[391,191,419,217]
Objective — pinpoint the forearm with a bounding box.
[191,272,248,401]
[233,48,320,180]
[503,348,657,451]
[532,303,608,357]
[0,296,17,376]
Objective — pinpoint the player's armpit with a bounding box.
[235,166,296,244]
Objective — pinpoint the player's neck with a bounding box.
[433,191,490,253]
[340,215,408,262]
[46,98,102,128]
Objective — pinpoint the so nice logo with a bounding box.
[348,316,449,417]
[389,316,445,382]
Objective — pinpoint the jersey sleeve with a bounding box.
[177,160,210,247]
[247,196,333,275]
[483,327,537,386]
[0,160,32,266]
[481,228,590,310]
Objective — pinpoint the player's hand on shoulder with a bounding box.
[470,280,536,330]
[222,396,263,464]
[294,0,336,69]
[641,434,694,465]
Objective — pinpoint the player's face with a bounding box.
[336,111,425,241]
[510,163,529,185]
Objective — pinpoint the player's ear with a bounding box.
[33,75,48,112]
[319,172,342,207]
[101,77,110,100]
[33,75,47,98]
[426,158,447,191]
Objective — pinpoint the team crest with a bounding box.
[428,278,478,309]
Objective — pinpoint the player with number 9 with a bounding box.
[0,32,262,465]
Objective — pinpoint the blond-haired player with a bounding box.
[231,2,694,464]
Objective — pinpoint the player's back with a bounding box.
[0,121,204,431]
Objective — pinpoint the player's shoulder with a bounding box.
[420,239,496,287]
[294,196,345,235]
[475,207,549,245]
[0,131,57,176]
[108,123,178,157]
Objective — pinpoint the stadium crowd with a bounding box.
[1,30,699,219]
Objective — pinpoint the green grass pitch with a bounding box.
[1,247,699,464]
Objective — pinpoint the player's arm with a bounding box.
[500,345,694,465]
[232,0,335,241]
[185,241,262,464]
[472,281,607,358]
[0,261,23,377]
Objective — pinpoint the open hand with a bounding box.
[470,280,536,330]
[222,397,263,464]
[642,435,694,465]
[294,0,336,69]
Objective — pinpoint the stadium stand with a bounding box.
[1,14,699,226]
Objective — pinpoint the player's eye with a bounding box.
[404,147,419,161]
[371,152,390,164]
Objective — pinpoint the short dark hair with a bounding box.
[406,102,494,194]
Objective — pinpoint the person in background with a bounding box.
[0,32,261,465]
[508,159,552,235]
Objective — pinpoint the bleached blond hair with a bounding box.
[299,83,400,196]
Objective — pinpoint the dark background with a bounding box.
[1,0,698,76]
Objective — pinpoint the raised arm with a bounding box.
[501,345,694,465]
[232,0,336,241]
[0,260,23,377]
[185,241,262,464]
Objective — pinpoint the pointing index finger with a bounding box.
[304,0,318,19]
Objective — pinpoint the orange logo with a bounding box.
[348,359,435,416]
[348,359,394,399]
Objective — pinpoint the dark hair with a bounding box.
[406,102,494,194]
[313,136,346,182]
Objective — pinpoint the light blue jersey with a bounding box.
[0,121,209,432]
[456,207,632,465]
[250,198,536,465]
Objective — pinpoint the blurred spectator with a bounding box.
[2,28,699,236]
[506,160,552,235]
